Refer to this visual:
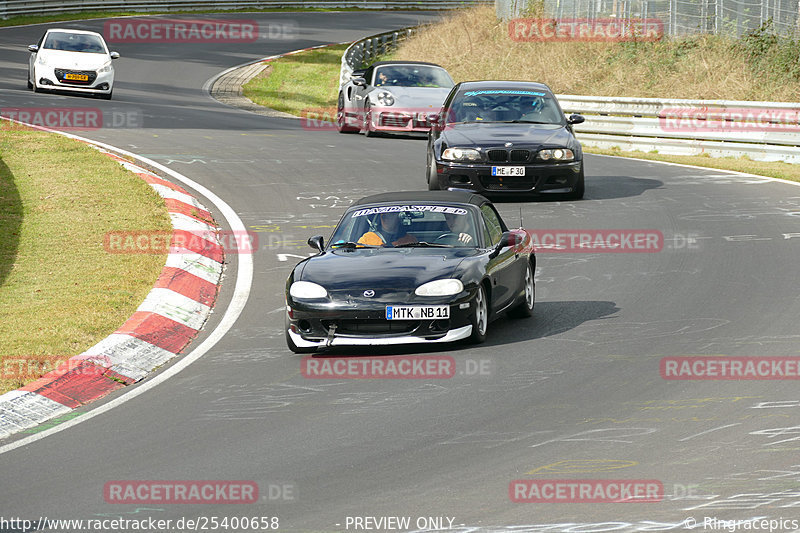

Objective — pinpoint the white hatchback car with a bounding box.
[28,29,119,100]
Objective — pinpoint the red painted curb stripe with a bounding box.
[104,153,130,164]
[165,198,214,224]
[171,229,224,263]
[21,362,127,409]
[137,172,190,195]
[155,267,218,307]
[116,311,198,354]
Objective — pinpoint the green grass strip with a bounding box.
[0,127,171,394]
[243,44,348,118]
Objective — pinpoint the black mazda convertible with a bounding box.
[284,191,535,353]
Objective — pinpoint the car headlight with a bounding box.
[537,148,575,161]
[415,279,464,297]
[289,281,328,299]
[375,91,395,106]
[98,62,113,73]
[441,148,481,162]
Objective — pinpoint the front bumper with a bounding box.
[286,294,475,347]
[370,107,437,133]
[432,160,582,195]
[288,325,472,348]
[34,65,113,94]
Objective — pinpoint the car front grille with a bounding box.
[487,149,532,163]
[510,149,532,162]
[322,319,419,336]
[54,69,97,85]
[379,113,411,127]
[479,174,536,190]
[487,149,508,162]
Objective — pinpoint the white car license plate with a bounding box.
[492,166,525,176]
[386,306,449,320]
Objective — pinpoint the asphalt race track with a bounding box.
[1,11,800,532]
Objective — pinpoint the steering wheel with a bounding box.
[434,232,463,245]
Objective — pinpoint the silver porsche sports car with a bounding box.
[337,61,455,136]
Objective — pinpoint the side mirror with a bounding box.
[567,114,585,125]
[110,51,120,59]
[352,77,367,87]
[308,235,325,253]
[489,231,518,258]
[28,45,39,53]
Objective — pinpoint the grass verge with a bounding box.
[242,44,348,118]
[0,126,171,394]
[392,5,800,101]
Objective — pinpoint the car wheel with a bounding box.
[27,77,32,90]
[337,92,358,133]
[468,284,489,344]
[508,262,535,318]
[427,154,440,190]
[567,168,584,200]
[285,315,316,354]
[362,102,375,137]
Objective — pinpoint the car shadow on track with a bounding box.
[484,299,620,347]
[303,300,619,357]
[485,176,663,204]
[584,175,663,200]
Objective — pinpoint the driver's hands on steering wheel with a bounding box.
[457,232,472,244]
[392,234,417,246]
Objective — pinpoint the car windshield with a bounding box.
[446,88,564,125]
[329,204,478,248]
[43,32,106,53]
[373,66,455,88]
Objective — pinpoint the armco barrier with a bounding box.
[557,95,800,163]
[1,0,491,18]
[339,26,418,88]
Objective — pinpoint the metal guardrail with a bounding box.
[1,0,490,18]
[557,95,800,163]
[339,26,419,87]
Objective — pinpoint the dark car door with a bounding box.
[479,204,524,313]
